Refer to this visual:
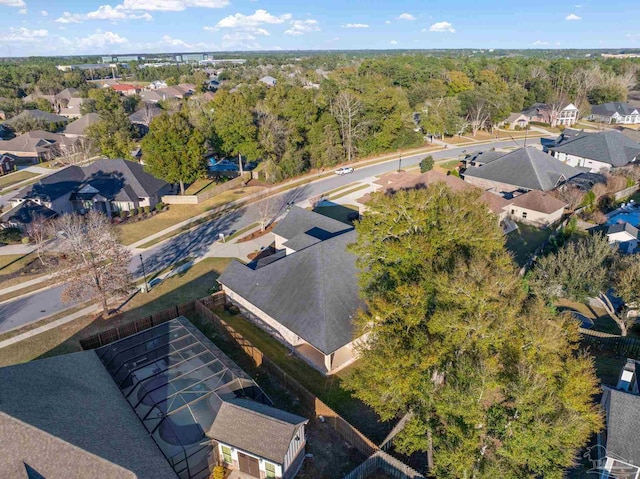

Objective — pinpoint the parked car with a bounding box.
[335,166,354,175]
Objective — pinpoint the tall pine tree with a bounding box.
[348,184,602,478]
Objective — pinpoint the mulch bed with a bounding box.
[237,222,278,243]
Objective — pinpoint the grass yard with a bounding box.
[0,170,38,190]
[314,204,360,224]
[0,254,28,273]
[194,307,390,442]
[327,184,370,201]
[184,179,216,195]
[505,222,553,267]
[0,257,231,367]
[117,186,265,245]
[443,136,471,145]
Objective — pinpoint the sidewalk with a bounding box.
[0,243,35,255]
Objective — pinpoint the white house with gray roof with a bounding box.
[607,222,639,254]
[218,207,364,375]
[547,130,640,172]
[589,102,640,125]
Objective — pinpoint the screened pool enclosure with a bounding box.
[96,317,272,479]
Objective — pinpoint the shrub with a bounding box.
[144,206,150,214]
[211,466,225,479]
[137,207,144,216]
[155,201,165,211]
[21,236,30,244]
[419,155,434,173]
[0,227,22,244]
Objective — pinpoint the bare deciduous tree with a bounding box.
[53,211,131,316]
[257,195,277,232]
[25,214,51,266]
[550,186,586,212]
[331,91,368,163]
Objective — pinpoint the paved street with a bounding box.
[0,139,521,333]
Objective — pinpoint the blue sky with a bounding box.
[1,0,639,57]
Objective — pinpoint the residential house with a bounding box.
[522,102,579,127]
[0,154,16,175]
[129,105,163,136]
[0,200,57,230]
[148,80,168,90]
[589,102,640,124]
[56,87,80,102]
[599,359,640,478]
[0,130,75,164]
[462,146,582,194]
[111,84,141,96]
[620,127,640,144]
[11,158,171,216]
[218,207,364,375]
[607,222,639,254]
[507,190,567,227]
[58,97,85,119]
[546,130,640,172]
[22,92,57,107]
[502,112,530,129]
[0,317,308,479]
[63,112,101,138]
[139,89,165,104]
[5,109,68,131]
[259,76,277,87]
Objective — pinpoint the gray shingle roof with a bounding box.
[18,159,168,203]
[6,109,68,125]
[462,147,582,191]
[548,130,640,167]
[591,102,640,117]
[0,200,57,225]
[209,398,307,464]
[0,351,177,479]
[510,190,567,214]
[219,228,363,354]
[603,388,640,467]
[272,206,352,242]
[63,112,101,136]
[129,104,163,125]
[0,130,67,155]
[608,222,639,239]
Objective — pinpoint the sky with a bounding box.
[1,0,640,57]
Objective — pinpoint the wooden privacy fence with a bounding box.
[79,300,197,350]
[614,184,639,201]
[342,451,424,479]
[194,300,380,458]
[161,173,251,205]
[580,327,640,357]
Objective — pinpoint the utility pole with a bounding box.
[397,153,402,172]
[238,153,244,176]
[139,254,149,292]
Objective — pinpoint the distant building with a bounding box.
[521,102,579,127]
[259,76,277,87]
[63,113,101,138]
[110,84,141,96]
[0,130,75,164]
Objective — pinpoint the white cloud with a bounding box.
[532,40,550,46]
[574,4,582,8]
[5,27,48,42]
[385,20,391,24]
[390,40,398,45]
[565,13,581,20]
[56,5,152,23]
[41,10,48,16]
[429,21,455,33]
[396,13,415,21]
[215,9,291,29]
[120,0,228,10]
[284,19,320,36]
[77,31,128,49]
[0,0,26,7]
[343,23,369,28]
[18,7,26,14]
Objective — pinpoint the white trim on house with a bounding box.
[550,150,613,172]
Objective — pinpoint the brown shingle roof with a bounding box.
[510,190,567,214]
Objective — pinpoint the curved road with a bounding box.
[0,140,521,334]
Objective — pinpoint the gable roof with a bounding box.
[608,222,639,239]
[128,104,163,125]
[548,130,640,167]
[272,206,353,242]
[0,130,69,155]
[17,159,168,203]
[591,102,640,117]
[0,351,177,479]
[510,190,567,214]
[6,109,68,125]
[219,228,363,355]
[462,146,582,191]
[56,87,80,101]
[603,388,640,468]
[111,84,138,92]
[0,200,57,226]
[209,399,307,464]
[63,112,101,136]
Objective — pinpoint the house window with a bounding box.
[221,445,232,464]
[265,462,277,479]
[522,212,527,219]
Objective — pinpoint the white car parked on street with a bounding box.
[334,166,354,175]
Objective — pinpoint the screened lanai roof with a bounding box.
[96,317,273,479]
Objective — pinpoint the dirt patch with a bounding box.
[297,419,366,479]
[237,222,277,243]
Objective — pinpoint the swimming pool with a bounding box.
[607,211,640,227]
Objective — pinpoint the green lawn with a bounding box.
[184,179,216,195]
[505,223,554,267]
[314,204,360,225]
[0,257,232,367]
[195,307,389,442]
[0,170,38,190]
[327,184,369,201]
